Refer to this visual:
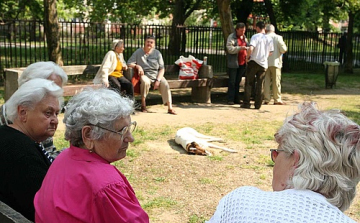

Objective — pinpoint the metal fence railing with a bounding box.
[1,20,360,78]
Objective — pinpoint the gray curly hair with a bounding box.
[63,87,134,147]
[275,102,360,211]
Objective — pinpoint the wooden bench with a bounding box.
[0,200,32,223]
[4,64,229,103]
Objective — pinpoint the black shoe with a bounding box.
[227,101,235,105]
[240,104,250,109]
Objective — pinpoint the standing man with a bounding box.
[127,35,176,115]
[240,21,273,109]
[263,24,287,105]
[226,23,249,105]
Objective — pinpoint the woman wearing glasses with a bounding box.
[34,87,149,223]
[207,102,360,223]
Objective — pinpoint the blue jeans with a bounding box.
[227,65,246,102]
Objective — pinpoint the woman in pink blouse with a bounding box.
[34,87,149,223]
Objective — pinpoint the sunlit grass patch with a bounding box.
[199,178,213,184]
[53,129,68,150]
[143,196,177,209]
[188,214,207,223]
[208,155,223,161]
[153,177,166,183]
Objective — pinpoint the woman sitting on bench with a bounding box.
[93,39,134,100]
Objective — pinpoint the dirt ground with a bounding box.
[122,88,360,222]
[57,87,360,222]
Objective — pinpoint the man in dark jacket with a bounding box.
[226,23,249,105]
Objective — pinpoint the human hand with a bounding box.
[103,80,109,88]
[123,65,128,70]
[153,80,160,90]
[136,65,144,76]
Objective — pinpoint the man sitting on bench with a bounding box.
[127,35,176,115]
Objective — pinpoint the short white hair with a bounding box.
[275,102,360,211]
[112,39,124,50]
[5,78,64,122]
[63,87,134,147]
[265,24,275,32]
[18,61,68,86]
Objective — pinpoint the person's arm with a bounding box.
[156,68,165,82]
[127,50,145,76]
[98,51,116,87]
[268,37,274,57]
[119,53,128,70]
[278,36,287,54]
[226,34,246,54]
[93,184,149,223]
[9,154,49,221]
[153,52,165,89]
[246,46,254,62]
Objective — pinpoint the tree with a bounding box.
[263,0,277,31]
[232,0,253,24]
[44,0,63,65]
[1,0,43,40]
[341,0,360,73]
[216,0,233,50]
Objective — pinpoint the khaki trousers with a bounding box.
[140,75,172,105]
[264,66,282,103]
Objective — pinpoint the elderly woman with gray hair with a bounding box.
[0,61,68,157]
[207,102,360,223]
[93,39,134,99]
[0,78,63,221]
[34,87,149,222]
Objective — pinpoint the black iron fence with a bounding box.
[1,20,360,77]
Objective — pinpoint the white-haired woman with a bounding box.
[17,61,68,87]
[0,61,68,157]
[34,87,148,222]
[207,102,360,223]
[93,39,134,99]
[0,79,63,221]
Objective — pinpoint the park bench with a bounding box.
[0,200,32,223]
[4,64,229,103]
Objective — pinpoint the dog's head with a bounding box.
[186,142,212,156]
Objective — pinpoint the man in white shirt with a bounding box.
[263,24,287,105]
[240,21,273,109]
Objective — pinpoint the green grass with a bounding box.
[188,214,207,223]
[142,196,177,209]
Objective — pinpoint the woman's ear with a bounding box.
[17,105,28,122]
[292,150,300,167]
[82,126,94,150]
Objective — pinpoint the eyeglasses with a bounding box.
[90,121,137,140]
[270,149,285,162]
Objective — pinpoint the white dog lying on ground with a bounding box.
[175,127,237,156]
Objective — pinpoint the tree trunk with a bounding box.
[344,11,354,73]
[233,0,253,24]
[263,0,277,31]
[44,0,63,65]
[216,0,233,50]
[168,0,186,56]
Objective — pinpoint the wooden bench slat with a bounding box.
[5,65,228,103]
